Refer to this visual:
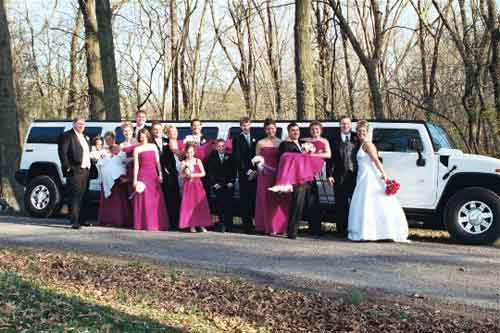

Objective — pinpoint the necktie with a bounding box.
[245,134,250,145]
[219,154,224,162]
[344,135,349,143]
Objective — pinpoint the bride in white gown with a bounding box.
[348,120,409,242]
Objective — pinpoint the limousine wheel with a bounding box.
[24,176,61,218]
[444,187,500,245]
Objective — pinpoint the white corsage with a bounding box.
[183,135,196,144]
[200,138,207,145]
[135,181,146,193]
[302,142,316,154]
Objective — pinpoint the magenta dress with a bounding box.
[255,147,291,234]
[133,150,169,231]
[274,150,325,187]
[179,163,213,229]
[98,182,132,227]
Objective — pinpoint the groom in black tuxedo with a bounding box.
[327,115,358,237]
[278,122,322,239]
[232,117,257,233]
[151,121,180,229]
[58,116,94,229]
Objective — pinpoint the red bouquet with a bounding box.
[385,179,400,196]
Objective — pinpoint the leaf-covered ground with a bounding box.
[0,247,498,332]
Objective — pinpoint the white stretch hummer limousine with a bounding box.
[15,120,500,244]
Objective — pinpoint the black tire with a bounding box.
[444,187,500,245]
[24,175,62,218]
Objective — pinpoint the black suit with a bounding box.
[278,140,321,239]
[232,132,257,232]
[133,125,151,139]
[326,132,358,236]
[206,151,236,231]
[153,137,181,229]
[58,129,92,227]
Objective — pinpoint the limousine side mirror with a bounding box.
[409,138,426,167]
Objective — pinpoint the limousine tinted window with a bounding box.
[177,127,219,140]
[27,127,65,144]
[84,127,103,141]
[229,127,283,140]
[373,128,421,152]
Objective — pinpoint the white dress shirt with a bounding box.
[75,131,91,169]
[342,133,351,143]
[155,137,163,152]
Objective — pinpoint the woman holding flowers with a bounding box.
[253,118,290,235]
[347,120,408,242]
[132,128,169,231]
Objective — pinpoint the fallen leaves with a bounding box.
[0,247,498,332]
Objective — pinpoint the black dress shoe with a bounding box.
[71,224,81,229]
[288,234,297,239]
[82,222,94,227]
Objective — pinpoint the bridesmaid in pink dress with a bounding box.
[132,128,169,231]
[306,120,332,160]
[254,118,291,235]
[179,143,213,233]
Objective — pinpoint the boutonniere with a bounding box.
[224,155,229,160]
[201,138,207,145]
[85,135,90,141]
[251,138,256,143]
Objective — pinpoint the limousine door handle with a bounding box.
[25,149,34,152]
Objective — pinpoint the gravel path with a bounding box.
[1,215,499,310]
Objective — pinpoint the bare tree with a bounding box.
[211,0,258,118]
[67,10,83,118]
[295,0,315,120]
[96,0,121,120]
[78,0,106,120]
[0,0,22,209]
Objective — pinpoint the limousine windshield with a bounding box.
[427,122,456,151]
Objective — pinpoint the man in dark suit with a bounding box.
[206,139,236,232]
[232,117,257,233]
[151,121,180,230]
[278,122,322,239]
[133,110,151,139]
[58,116,92,229]
[326,115,358,237]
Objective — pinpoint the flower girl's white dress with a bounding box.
[347,142,409,242]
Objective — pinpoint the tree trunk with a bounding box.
[366,62,384,119]
[171,0,179,120]
[0,0,22,210]
[95,0,121,120]
[67,11,82,119]
[294,0,315,120]
[486,0,500,134]
[78,0,106,120]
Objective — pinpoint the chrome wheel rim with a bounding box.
[30,185,50,210]
[457,201,493,235]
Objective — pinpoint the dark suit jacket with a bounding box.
[206,151,236,187]
[58,129,93,177]
[326,132,358,182]
[232,132,257,175]
[278,140,303,158]
[153,137,177,176]
[133,125,152,138]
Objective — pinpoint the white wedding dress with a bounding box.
[347,142,409,242]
